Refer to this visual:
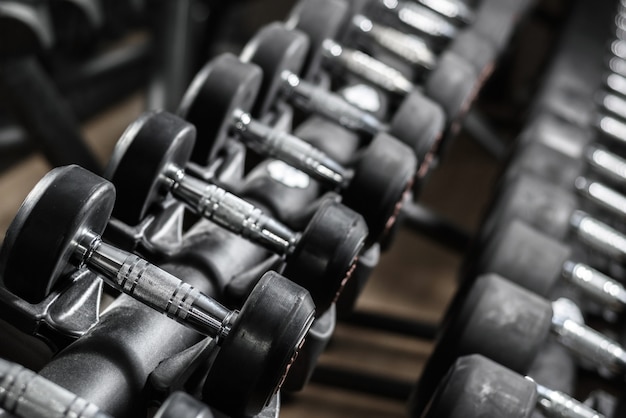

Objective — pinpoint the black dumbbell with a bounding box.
[410,274,626,416]
[420,354,602,418]
[475,219,626,313]
[506,136,626,197]
[106,110,367,312]
[0,164,315,416]
[178,53,413,243]
[485,174,626,264]
[287,0,480,129]
[0,356,113,418]
[503,146,626,221]
[239,22,443,173]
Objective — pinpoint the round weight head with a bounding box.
[421,355,537,418]
[203,271,315,417]
[178,53,262,165]
[284,200,367,313]
[448,29,497,83]
[0,165,115,303]
[424,51,480,127]
[154,392,214,418]
[409,274,551,416]
[389,90,445,176]
[485,173,577,241]
[105,111,195,225]
[477,220,570,297]
[241,22,310,118]
[504,141,584,188]
[343,132,417,243]
[285,0,349,79]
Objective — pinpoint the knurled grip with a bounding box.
[322,40,413,95]
[574,177,626,217]
[282,72,384,135]
[0,359,110,418]
[534,381,605,418]
[586,146,626,185]
[563,261,626,312]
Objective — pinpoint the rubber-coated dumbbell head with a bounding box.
[0,165,114,303]
[485,173,577,241]
[178,53,262,165]
[105,110,195,225]
[447,28,497,82]
[241,22,310,118]
[504,140,585,188]
[421,354,538,418]
[410,274,551,416]
[343,132,416,243]
[476,220,571,298]
[424,51,479,129]
[388,90,445,174]
[204,271,315,416]
[284,199,366,311]
[286,0,349,79]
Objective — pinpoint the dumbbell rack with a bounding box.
[1,0,608,416]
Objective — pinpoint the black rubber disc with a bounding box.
[409,274,551,416]
[343,132,416,243]
[389,90,445,175]
[424,51,479,126]
[203,271,315,417]
[177,53,262,165]
[284,200,367,313]
[0,165,114,303]
[477,220,570,297]
[447,28,497,83]
[104,110,195,225]
[484,173,577,241]
[421,355,537,418]
[286,0,349,79]
[241,22,310,118]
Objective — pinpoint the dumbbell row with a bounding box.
[0,0,536,416]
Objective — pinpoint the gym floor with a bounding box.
[0,91,501,416]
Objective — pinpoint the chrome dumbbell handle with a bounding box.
[415,0,474,24]
[0,359,111,418]
[322,39,413,95]
[280,70,385,136]
[232,109,348,187]
[562,261,626,312]
[166,166,298,255]
[75,231,236,341]
[352,15,437,69]
[379,0,458,39]
[605,72,626,97]
[551,299,626,375]
[585,146,626,185]
[570,210,626,262]
[598,92,626,119]
[574,177,626,218]
[530,378,605,418]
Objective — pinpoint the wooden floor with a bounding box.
[0,94,501,417]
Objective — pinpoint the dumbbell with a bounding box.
[475,219,626,313]
[0,164,315,417]
[503,147,626,221]
[0,357,113,418]
[106,110,367,312]
[484,174,626,264]
[239,22,443,173]
[177,53,412,243]
[410,274,626,416]
[0,359,217,418]
[507,133,626,196]
[421,354,604,418]
[287,0,478,155]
